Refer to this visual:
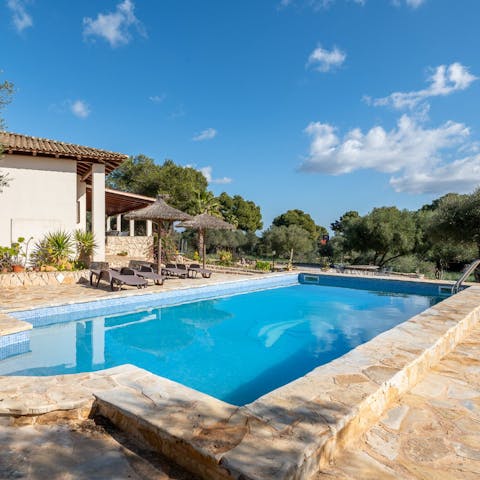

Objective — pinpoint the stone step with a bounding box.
[92,370,247,480]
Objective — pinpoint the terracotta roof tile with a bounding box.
[0,132,128,171]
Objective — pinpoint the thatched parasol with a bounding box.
[125,196,192,272]
[180,213,235,269]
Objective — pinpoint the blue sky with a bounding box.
[2,0,479,231]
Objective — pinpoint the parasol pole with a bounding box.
[201,228,206,269]
[157,221,163,273]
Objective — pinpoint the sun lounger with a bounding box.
[188,263,212,278]
[131,265,165,285]
[176,263,188,273]
[161,263,188,278]
[90,267,148,291]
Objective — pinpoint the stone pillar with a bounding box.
[129,219,135,237]
[146,220,153,236]
[106,216,112,232]
[91,164,106,261]
[116,214,122,232]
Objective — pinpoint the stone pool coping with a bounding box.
[1,275,479,480]
[0,313,32,336]
[0,271,296,314]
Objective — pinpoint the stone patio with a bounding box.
[0,271,258,313]
[0,416,197,480]
[316,322,480,479]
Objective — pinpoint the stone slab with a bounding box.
[0,313,32,336]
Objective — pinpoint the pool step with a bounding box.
[92,372,249,480]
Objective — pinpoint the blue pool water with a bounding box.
[0,283,442,405]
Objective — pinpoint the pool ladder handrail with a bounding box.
[451,259,480,294]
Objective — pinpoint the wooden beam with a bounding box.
[81,166,93,182]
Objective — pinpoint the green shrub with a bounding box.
[73,260,88,270]
[217,250,233,266]
[389,255,436,277]
[255,260,271,271]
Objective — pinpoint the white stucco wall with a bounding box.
[0,154,79,247]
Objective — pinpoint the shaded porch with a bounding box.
[86,187,156,261]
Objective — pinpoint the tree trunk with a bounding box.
[378,252,387,267]
[381,253,403,266]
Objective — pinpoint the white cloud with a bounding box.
[149,94,166,103]
[199,166,232,185]
[83,0,145,48]
[7,0,33,32]
[401,0,426,8]
[307,45,346,73]
[368,63,477,110]
[279,0,366,10]
[192,128,218,141]
[71,100,90,119]
[300,115,480,194]
[280,0,423,9]
[390,154,480,194]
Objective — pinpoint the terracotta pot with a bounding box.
[12,265,25,273]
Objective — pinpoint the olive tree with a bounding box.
[261,225,316,261]
[342,207,416,266]
[429,189,480,257]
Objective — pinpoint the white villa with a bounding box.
[0,132,155,261]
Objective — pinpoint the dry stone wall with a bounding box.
[0,270,89,288]
[105,236,154,260]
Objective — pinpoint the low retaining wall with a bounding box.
[105,236,154,259]
[0,270,89,288]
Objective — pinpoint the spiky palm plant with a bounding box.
[74,230,97,266]
[44,230,74,265]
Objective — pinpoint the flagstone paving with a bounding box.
[0,271,259,312]
[316,323,480,479]
[0,416,198,480]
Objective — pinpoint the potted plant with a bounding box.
[10,237,33,272]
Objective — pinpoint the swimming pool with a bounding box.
[0,275,445,405]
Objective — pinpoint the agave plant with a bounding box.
[45,230,74,265]
[74,230,97,265]
[30,231,71,269]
